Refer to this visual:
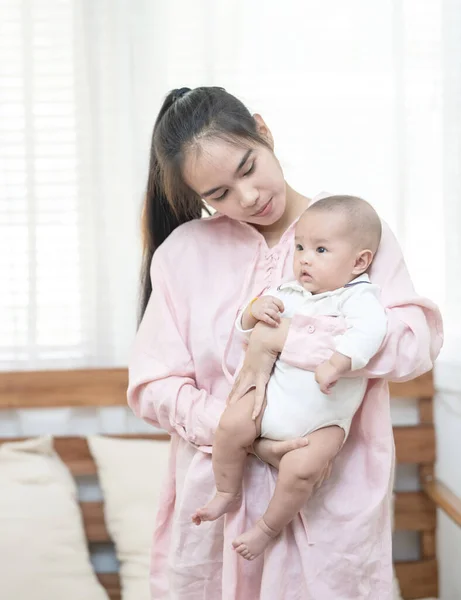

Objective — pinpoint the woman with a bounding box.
[128,86,442,600]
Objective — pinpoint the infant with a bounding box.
[192,195,388,561]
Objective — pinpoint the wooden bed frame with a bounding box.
[1,368,461,600]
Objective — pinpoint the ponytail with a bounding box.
[139,152,203,321]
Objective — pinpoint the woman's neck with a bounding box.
[256,183,310,246]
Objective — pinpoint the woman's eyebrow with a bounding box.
[234,149,252,174]
[201,150,253,197]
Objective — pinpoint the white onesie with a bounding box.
[236,274,387,441]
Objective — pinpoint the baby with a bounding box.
[192,195,388,561]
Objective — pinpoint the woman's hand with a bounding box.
[252,437,333,489]
[251,437,309,469]
[228,318,291,418]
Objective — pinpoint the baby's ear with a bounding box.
[352,249,373,275]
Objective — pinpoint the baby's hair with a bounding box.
[305,195,382,253]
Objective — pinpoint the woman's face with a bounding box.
[182,129,287,226]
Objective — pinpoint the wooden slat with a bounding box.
[0,368,128,408]
[424,479,461,528]
[394,559,438,599]
[389,371,434,398]
[394,492,436,531]
[97,573,121,600]
[394,425,435,464]
[418,397,433,424]
[421,531,436,559]
[83,502,110,542]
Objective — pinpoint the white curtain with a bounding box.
[441,0,461,358]
[1,0,454,371]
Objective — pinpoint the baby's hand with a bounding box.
[315,361,340,395]
[250,295,284,327]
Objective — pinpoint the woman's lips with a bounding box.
[252,198,273,217]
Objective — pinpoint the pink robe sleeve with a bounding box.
[127,253,223,447]
[280,221,443,381]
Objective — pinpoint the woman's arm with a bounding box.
[127,253,223,448]
[279,221,443,381]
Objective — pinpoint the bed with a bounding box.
[0,368,460,599]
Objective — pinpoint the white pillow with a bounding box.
[88,435,170,600]
[0,436,108,600]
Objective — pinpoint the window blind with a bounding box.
[0,0,91,369]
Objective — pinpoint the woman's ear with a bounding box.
[352,249,374,275]
[253,113,274,149]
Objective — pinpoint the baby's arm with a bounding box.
[315,285,387,394]
[315,352,352,394]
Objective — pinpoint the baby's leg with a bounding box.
[233,425,344,560]
[192,389,263,525]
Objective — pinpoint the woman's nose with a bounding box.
[239,184,259,208]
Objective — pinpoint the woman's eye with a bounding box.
[296,244,303,251]
[316,246,327,253]
[243,162,255,177]
[214,190,229,201]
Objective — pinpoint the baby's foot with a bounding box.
[232,519,278,560]
[192,491,241,525]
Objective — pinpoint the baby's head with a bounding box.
[293,195,381,294]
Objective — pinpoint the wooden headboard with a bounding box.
[1,368,460,600]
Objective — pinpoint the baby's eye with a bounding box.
[296,244,303,251]
[316,246,327,254]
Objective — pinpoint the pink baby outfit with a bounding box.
[128,194,442,600]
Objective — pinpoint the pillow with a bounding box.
[0,436,108,600]
[88,435,170,600]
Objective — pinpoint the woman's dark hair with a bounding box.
[139,86,270,321]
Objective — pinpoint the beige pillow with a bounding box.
[0,436,108,600]
[88,435,170,600]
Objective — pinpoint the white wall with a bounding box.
[434,360,461,600]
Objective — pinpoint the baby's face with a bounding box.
[293,211,361,294]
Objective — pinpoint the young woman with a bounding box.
[128,86,442,600]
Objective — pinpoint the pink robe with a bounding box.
[128,194,443,600]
